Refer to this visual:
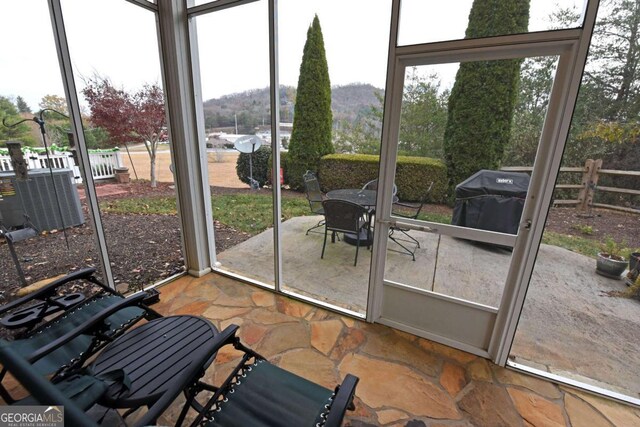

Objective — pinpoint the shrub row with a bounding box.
[317,154,447,203]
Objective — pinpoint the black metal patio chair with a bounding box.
[0,213,38,286]
[321,199,370,266]
[303,170,326,235]
[0,314,222,427]
[0,267,161,403]
[361,179,398,226]
[389,182,434,261]
[190,324,359,427]
[361,178,398,196]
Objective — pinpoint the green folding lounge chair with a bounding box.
[0,268,161,403]
[191,325,359,427]
[0,314,223,427]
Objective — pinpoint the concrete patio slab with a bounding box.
[217,215,640,399]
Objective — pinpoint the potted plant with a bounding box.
[629,250,640,272]
[626,250,640,286]
[596,238,628,279]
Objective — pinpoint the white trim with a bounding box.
[269,0,283,292]
[212,267,276,291]
[125,0,157,12]
[187,15,218,268]
[47,0,115,289]
[212,268,366,320]
[383,280,498,313]
[369,0,602,368]
[377,317,491,358]
[143,270,188,290]
[507,361,640,408]
[157,0,215,274]
[187,0,259,17]
[367,0,401,322]
[490,0,602,366]
[280,289,365,319]
[396,29,582,57]
[386,218,517,247]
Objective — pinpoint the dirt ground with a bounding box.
[545,206,640,249]
[0,182,251,303]
[121,150,245,189]
[2,176,638,305]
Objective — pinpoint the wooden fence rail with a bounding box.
[501,159,639,215]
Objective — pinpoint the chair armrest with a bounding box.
[324,374,359,427]
[132,324,240,427]
[26,292,148,364]
[0,340,98,427]
[0,268,97,315]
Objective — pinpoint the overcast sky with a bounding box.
[0,0,582,112]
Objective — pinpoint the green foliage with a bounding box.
[0,96,36,146]
[334,91,383,155]
[287,15,334,190]
[599,237,629,259]
[399,69,449,158]
[236,146,272,188]
[102,194,312,236]
[570,224,594,235]
[268,150,289,186]
[504,57,556,166]
[16,96,30,113]
[39,94,68,114]
[211,194,310,234]
[541,231,601,257]
[334,72,449,159]
[318,153,448,203]
[443,0,530,191]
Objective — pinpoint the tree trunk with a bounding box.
[150,151,157,188]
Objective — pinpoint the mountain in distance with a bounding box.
[202,83,383,132]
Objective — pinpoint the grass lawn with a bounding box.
[103,195,611,258]
[102,194,311,234]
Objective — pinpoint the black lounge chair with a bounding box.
[303,170,327,235]
[321,199,370,266]
[0,314,222,427]
[191,324,359,427]
[0,268,161,402]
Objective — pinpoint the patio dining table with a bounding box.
[325,189,398,245]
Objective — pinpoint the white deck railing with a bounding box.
[0,150,123,183]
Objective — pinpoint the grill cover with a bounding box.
[452,170,530,235]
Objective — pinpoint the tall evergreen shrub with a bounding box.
[287,15,333,190]
[443,0,530,193]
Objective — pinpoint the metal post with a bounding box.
[47,0,115,288]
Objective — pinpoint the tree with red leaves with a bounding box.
[82,77,166,187]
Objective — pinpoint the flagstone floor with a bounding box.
[155,273,640,427]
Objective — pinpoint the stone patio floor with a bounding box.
[155,273,640,426]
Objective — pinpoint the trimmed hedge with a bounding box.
[317,154,447,203]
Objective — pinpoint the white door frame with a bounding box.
[368,0,600,359]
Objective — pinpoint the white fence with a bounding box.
[0,151,123,183]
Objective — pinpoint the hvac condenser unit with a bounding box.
[0,169,84,232]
